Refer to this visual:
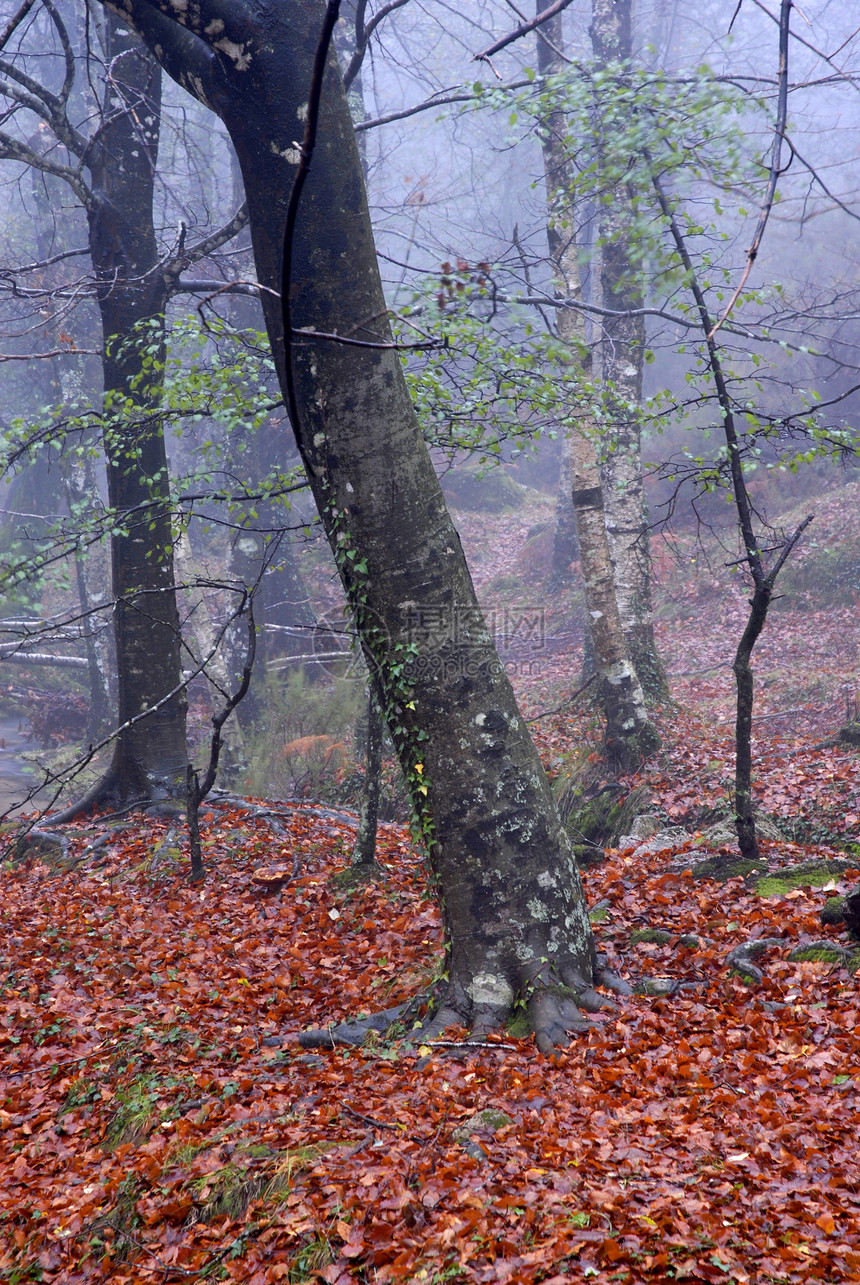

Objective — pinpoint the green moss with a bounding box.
[589,905,609,924]
[331,862,385,890]
[630,928,672,946]
[789,946,846,964]
[755,863,846,897]
[507,1009,531,1039]
[821,896,846,925]
[441,466,526,512]
[692,857,766,882]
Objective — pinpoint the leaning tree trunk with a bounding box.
[109,0,630,1049]
[591,0,668,702]
[85,13,187,805]
[536,0,659,771]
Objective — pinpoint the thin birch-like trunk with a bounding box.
[537,0,659,770]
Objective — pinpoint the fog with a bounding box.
[0,0,858,809]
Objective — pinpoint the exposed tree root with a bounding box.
[42,768,137,826]
[13,828,69,864]
[297,957,632,1054]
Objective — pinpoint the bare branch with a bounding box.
[0,0,37,52]
[474,0,576,63]
[342,0,410,92]
[163,203,249,292]
[356,78,533,132]
[708,0,792,340]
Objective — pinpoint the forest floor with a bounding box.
[2,479,860,1285]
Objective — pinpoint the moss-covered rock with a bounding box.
[691,855,767,883]
[821,896,846,926]
[755,859,854,898]
[557,771,651,866]
[631,927,673,946]
[634,977,679,997]
[694,813,785,850]
[454,1107,514,1160]
[787,941,854,967]
[441,465,527,512]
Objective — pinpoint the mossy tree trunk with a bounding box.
[87,14,187,805]
[106,0,629,1048]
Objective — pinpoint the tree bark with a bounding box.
[107,0,622,1048]
[351,686,383,869]
[591,0,667,702]
[86,13,187,804]
[536,0,660,771]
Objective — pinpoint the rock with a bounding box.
[844,886,860,940]
[617,813,662,847]
[441,466,527,512]
[453,1108,514,1162]
[691,855,767,882]
[251,864,294,893]
[756,859,856,898]
[629,827,688,859]
[787,940,855,968]
[821,896,846,926]
[630,927,673,946]
[634,977,680,997]
[726,937,785,985]
[695,813,784,849]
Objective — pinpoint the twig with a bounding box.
[423,1039,520,1051]
[342,1102,399,1130]
[707,0,792,340]
[474,0,576,63]
[526,673,597,722]
[0,0,36,52]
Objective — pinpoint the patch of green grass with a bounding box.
[288,1231,334,1282]
[101,1072,194,1151]
[188,1143,331,1223]
[85,1175,144,1265]
[60,1076,101,1114]
[8,1262,45,1284]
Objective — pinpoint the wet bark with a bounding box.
[86,13,187,804]
[591,0,667,702]
[550,442,579,587]
[351,687,383,869]
[732,587,769,861]
[107,0,618,1048]
[536,0,659,772]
